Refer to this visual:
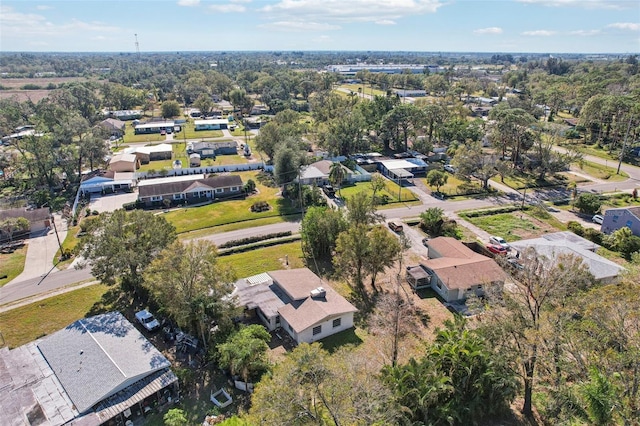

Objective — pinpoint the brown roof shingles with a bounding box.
[138,175,242,198]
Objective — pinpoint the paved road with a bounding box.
[0,267,94,306]
[4,146,639,308]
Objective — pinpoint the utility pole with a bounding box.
[134,34,140,59]
[617,115,633,175]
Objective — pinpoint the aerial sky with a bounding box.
[1,0,639,53]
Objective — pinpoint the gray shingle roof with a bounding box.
[0,207,50,224]
[138,175,242,198]
[37,312,170,414]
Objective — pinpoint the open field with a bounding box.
[218,241,305,278]
[337,83,387,97]
[576,160,628,181]
[0,246,27,287]
[462,211,559,241]
[0,77,92,102]
[174,122,224,139]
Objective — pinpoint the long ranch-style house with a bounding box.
[137,174,243,207]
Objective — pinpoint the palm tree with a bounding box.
[329,161,346,197]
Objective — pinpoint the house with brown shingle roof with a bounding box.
[137,174,243,207]
[232,268,358,344]
[406,237,507,302]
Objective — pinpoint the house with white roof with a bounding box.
[0,312,178,426]
[124,143,173,164]
[298,160,353,186]
[509,231,624,283]
[232,268,358,344]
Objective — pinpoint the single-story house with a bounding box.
[188,141,237,158]
[194,118,229,131]
[509,232,624,283]
[0,207,51,238]
[98,118,126,137]
[601,207,640,237]
[393,89,427,97]
[134,121,175,135]
[407,237,507,302]
[377,158,426,182]
[250,105,268,116]
[137,174,243,207]
[108,110,142,121]
[125,143,173,164]
[108,153,139,172]
[0,312,178,426]
[470,106,492,117]
[298,160,353,186]
[232,268,358,344]
[243,116,263,129]
[80,170,135,194]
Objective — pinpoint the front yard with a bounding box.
[461,211,559,241]
[338,180,419,204]
[0,245,27,287]
[163,171,298,233]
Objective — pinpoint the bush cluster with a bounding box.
[218,231,292,249]
[251,201,270,212]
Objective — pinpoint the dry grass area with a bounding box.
[0,77,92,102]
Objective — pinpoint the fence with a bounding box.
[136,162,266,179]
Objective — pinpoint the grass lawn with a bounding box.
[421,175,484,197]
[178,215,300,241]
[463,212,558,241]
[602,193,640,209]
[0,284,111,348]
[576,160,628,182]
[338,181,418,203]
[0,245,27,287]
[122,125,165,144]
[218,241,305,278]
[55,224,81,269]
[163,171,297,233]
[173,122,223,139]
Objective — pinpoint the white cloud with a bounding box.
[569,29,601,36]
[230,0,252,3]
[607,22,640,31]
[178,0,200,6]
[517,0,630,10]
[474,27,503,35]
[312,35,332,42]
[259,21,341,31]
[522,30,557,36]
[209,4,246,13]
[261,0,443,24]
[0,6,120,38]
[375,19,396,25]
[36,5,53,10]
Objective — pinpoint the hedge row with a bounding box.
[459,204,523,218]
[218,231,293,249]
[219,236,301,256]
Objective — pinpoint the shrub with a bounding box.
[251,201,270,212]
[244,179,256,193]
[218,231,292,249]
[583,228,603,246]
[574,193,602,215]
[567,221,585,236]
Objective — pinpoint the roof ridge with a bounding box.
[79,318,127,379]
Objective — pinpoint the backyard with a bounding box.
[461,210,559,241]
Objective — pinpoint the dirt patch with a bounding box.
[512,212,558,240]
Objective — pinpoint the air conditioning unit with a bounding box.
[310,287,326,298]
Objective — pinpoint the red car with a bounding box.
[486,244,507,255]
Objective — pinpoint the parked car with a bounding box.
[388,221,404,232]
[486,244,507,255]
[443,164,456,173]
[489,235,510,250]
[506,258,524,270]
[160,129,166,136]
[135,310,160,332]
[592,214,604,224]
[323,184,335,196]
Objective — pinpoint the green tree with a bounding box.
[248,343,399,425]
[217,325,271,389]
[574,193,601,215]
[143,240,237,350]
[419,207,445,237]
[0,217,30,241]
[369,173,386,200]
[383,319,516,425]
[364,225,401,289]
[273,145,300,185]
[163,408,187,426]
[483,248,594,417]
[452,141,498,189]
[328,162,346,196]
[193,93,213,116]
[426,169,448,193]
[79,210,176,288]
[161,100,181,118]
[334,224,370,290]
[345,192,382,226]
[489,106,536,166]
[581,368,617,426]
[300,206,348,259]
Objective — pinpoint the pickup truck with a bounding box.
[388,221,403,232]
[135,310,160,332]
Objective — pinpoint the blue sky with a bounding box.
[1,0,638,53]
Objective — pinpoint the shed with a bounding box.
[108,153,139,172]
[189,153,201,167]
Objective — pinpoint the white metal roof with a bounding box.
[194,119,229,125]
[137,174,204,187]
[379,159,423,170]
[134,121,174,129]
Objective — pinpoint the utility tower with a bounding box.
[134,33,140,58]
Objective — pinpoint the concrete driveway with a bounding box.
[87,191,139,213]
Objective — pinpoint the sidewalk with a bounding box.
[8,213,68,284]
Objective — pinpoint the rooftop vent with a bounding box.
[310,287,326,298]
